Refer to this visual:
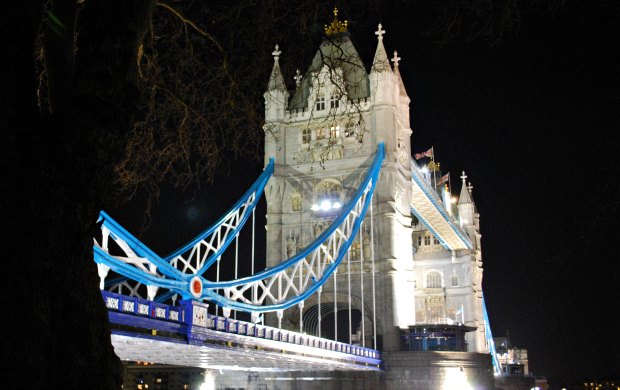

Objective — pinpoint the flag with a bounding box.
[414,147,434,160]
[439,172,449,184]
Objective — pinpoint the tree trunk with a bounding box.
[2,1,153,388]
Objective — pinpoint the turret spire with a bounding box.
[391,50,408,96]
[267,44,286,92]
[458,171,472,204]
[371,24,391,73]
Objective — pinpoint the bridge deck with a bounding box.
[104,292,381,371]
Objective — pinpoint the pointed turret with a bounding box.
[458,171,475,227]
[264,45,289,166]
[369,24,398,111]
[391,51,408,97]
[267,44,286,92]
[391,50,412,138]
[371,24,391,73]
[264,44,289,122]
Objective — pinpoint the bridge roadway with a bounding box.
[103,291,381,372]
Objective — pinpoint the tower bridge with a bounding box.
[95,9,501,389]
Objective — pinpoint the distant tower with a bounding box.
[263,10,414,351]
[411,169,486,353]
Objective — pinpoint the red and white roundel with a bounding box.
[189,276,203,298]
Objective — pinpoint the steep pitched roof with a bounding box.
[288,33,370,110]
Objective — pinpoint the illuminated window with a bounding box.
[312,179,342,213]
[330,94,340,109]
[426,271,442,288]
[345,122,356,138]
[291,194,302,212]
[330,125,340,139]
[316,127,325,140]
[350,242,360,260]
[302,128,311,143]
[316,179,341,200]
[316,95,325,111]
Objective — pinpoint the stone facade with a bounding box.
[261,13,492,389]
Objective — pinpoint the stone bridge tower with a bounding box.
[263,12,414,353]
[261,10,493,389]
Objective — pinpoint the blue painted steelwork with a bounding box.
[201,144,384,312]
[103,291,381,365]
[482,294,502,375]
[409,161,473,250]
[163,158,275,274]
[95,145,384,313]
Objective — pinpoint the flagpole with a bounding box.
[432,146,436,189]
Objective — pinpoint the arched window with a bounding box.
[312,179,342,212]
[330,94,340,109]
[302,128,312,144]
[316,94,325,111]
[426,271,442,288]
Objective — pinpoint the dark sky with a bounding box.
[111,2,620,386]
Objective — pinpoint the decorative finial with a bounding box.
[294,69,302,86]
[391,51,401,67]
[375,24,386,40]
[324,7,348,36]
[467,182,474,193]
[272,44,281,61]
[460,171,467,183]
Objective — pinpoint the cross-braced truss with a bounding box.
[94,144,384,315]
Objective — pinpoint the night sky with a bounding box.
[112,2,619,386]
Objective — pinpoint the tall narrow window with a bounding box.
[426,271,442,288]
[345,122,355,138]
[302,128,311,144]
[316,95,325,111]
[330,94,340,109]
[316,127,325,140]
[330,125,340,139]
[424,235,431,246]
[291,194,302,212]
[417,236,423,247]
[451,275,459,287]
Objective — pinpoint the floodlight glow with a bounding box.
[421,166,429,174]
[332,201,342,209]
[443,367,472,390]
[311,204,320,211]
[320,200,331,211]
